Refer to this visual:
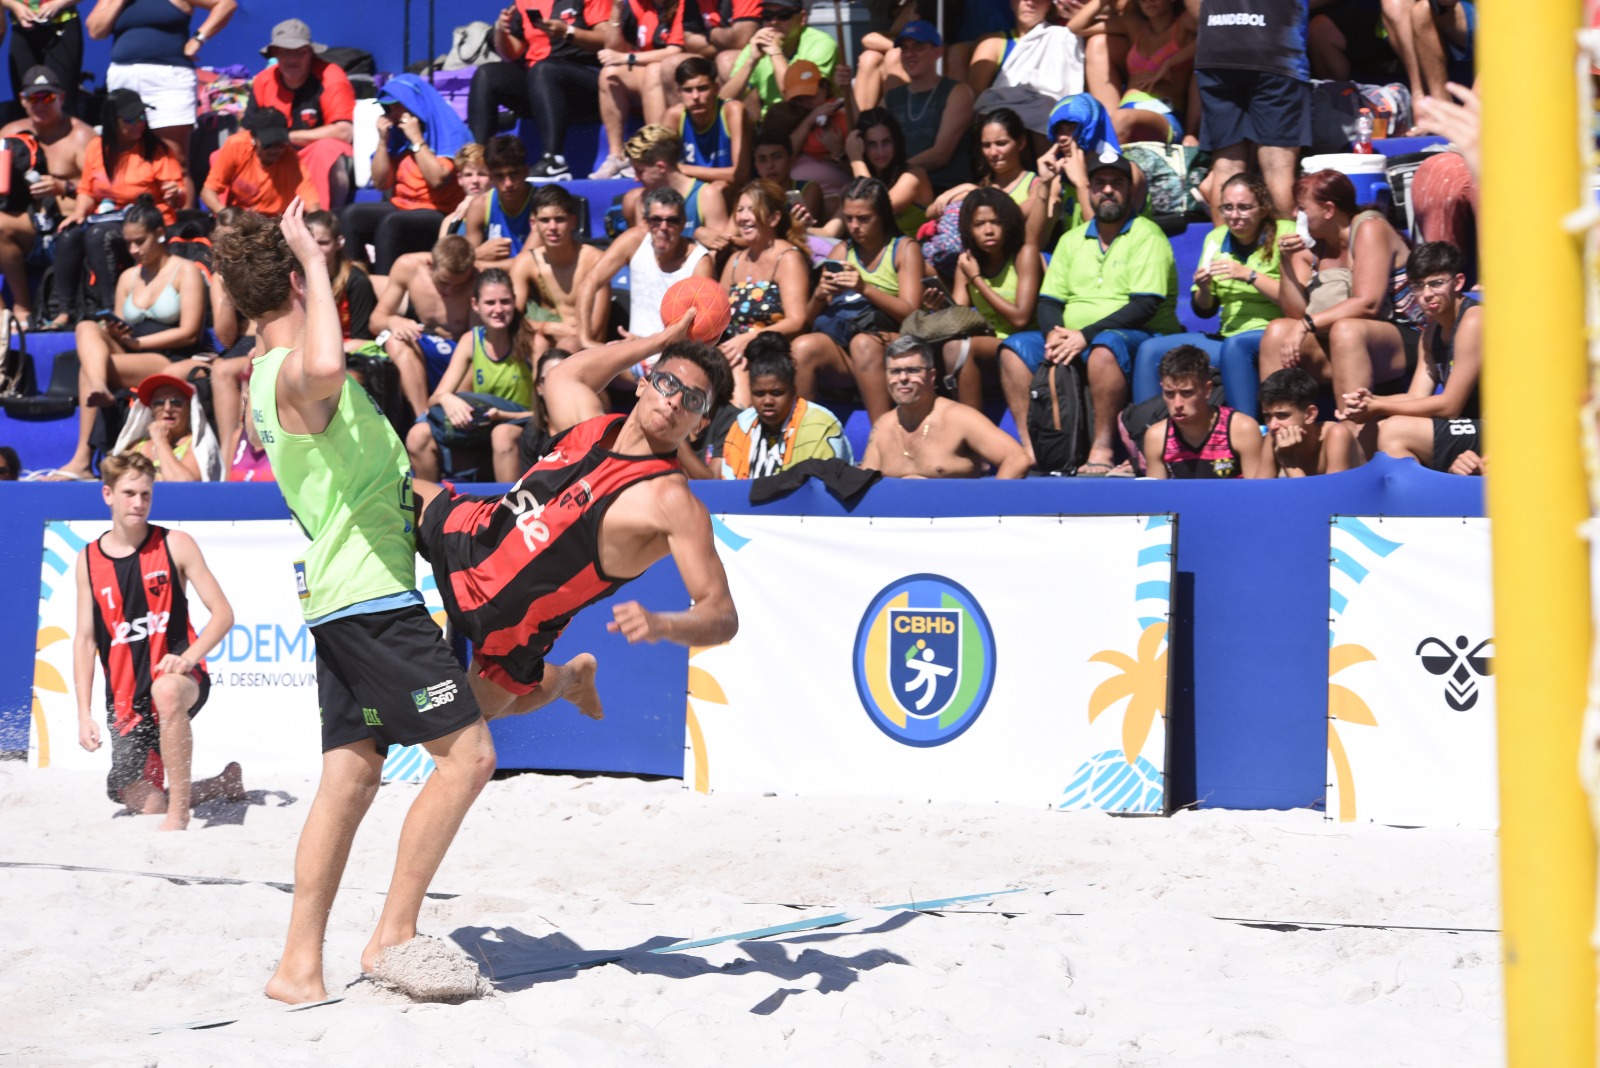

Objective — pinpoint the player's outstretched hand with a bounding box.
[607,601,662,643]
[659,306,696,346]
[281,199,321,268]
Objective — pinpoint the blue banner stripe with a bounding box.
[1332,517,1402,557]
[1136,545,1169,567]
[710,516,750,551]
[41,549,68,576]
[1144,515,1172,530]
[1134,580,1170,603]
[1329,590,1348,616]
[1328,548,1368,584]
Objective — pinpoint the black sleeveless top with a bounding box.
[1433,296,1481,421]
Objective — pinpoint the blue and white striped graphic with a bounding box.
[1134,514,1174,632]
[1059,749,1165,813]
[1329,517,1404,645]
[39,521,89,626]
[381,569,449,783]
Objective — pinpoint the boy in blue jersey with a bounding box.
[663,56,753,191]
[464,134,534,266]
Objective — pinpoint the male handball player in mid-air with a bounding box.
[413,311,740,720]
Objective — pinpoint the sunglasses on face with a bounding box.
[648,369,711,415]
[150,395,186,409]
[646,214,684,228]
[23,91,58,105]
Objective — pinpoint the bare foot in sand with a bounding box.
[561,652,603,720]
[157,813,189,831]
[266,968,329,1005]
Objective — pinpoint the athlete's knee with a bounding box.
[385,336,420,365]
[150,673,195,717]
[434,723,497,790]
[404,420,434,453]
[490,423,520,452]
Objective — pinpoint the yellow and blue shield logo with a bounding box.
[854,575,996,747]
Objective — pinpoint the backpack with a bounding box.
[1122,142,1210,226]
[441,21,497,70]
[1026,359,1091,475]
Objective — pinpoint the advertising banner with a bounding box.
[31,520,445,782]
[687,514,1175,811]
[1325,516,1496,827]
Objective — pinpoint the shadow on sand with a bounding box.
[451,910,918,1012]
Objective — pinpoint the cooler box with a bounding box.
[1302,153,1391,211]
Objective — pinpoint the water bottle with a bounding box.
[1352,108,1375,154]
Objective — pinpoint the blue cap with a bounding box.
[895,20,942,47]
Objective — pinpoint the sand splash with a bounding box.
[369,935,491,1003]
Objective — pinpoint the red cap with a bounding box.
[135,373,195,408]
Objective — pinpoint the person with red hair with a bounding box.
[1257,169,1425,425]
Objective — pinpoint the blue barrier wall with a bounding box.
[0,457,1483,808]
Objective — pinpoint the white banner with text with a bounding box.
[1326,516,1496,827]
[687,514,1175,811]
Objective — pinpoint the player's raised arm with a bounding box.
[545,309,696,433]
[281,198,346,403]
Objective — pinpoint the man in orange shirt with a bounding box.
[201,110,319,215]
[247,19,355,209]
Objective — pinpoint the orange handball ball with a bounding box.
[660,276,732,343]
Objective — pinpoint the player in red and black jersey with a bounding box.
[416,310,739,719]
[73,453,244,831]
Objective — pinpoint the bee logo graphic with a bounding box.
[1415,635,1494,711]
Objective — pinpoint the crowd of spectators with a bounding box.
[0,0,1484,483]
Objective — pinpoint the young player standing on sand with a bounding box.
[213,201,496,1005]
[414,311,741,720]
[74,452,244,831]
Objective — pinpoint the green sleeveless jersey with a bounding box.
[251,346,417,621]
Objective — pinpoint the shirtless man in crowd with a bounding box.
[861,337,1029,479]
[1,66,94,327]
[370,235,478,418]
[509,185,604,359]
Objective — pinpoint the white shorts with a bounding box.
[106,63,198,129]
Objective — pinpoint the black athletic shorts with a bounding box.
[105,668,210,803]
[1197,69,1313,151]
[1431,417,1481,471]
[311,604,482,753]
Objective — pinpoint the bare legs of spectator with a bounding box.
[598,64,670,165]
[791,330,893,422]
[0,209,35,325]
[1084,33,1129,117]
[1381,0,1423,106]
[383,334,433,421]
[1327,316,1409,408]
[404,419,443,481]
[1307,14,1352,80]
[1376,413,1434,464]
[53,321,176,477]
[491,423,524,482]
[1084,345,1128,469]
[152,123,195,210]
[1410,0,1471,103]
[997,345,1036,464]
[1256,145,1298,220]
[326,153,352,213]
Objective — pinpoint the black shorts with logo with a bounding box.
[311,604,482,753]
[1431,417,1481,471]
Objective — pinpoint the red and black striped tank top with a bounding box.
[433,414,681,670]
[84,526,200,734]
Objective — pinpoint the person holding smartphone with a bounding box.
[52,194,210,481]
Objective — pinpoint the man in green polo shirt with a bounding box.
[720,0,839,120]
[999,150,1178,475]
[215,201,497,1006]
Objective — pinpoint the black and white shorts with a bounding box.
[311,604,482,753]
[1431,417,1481,471]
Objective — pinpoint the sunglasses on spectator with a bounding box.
[646,214,684,227]
[648,370,711,415]
[23,91,58,105]
[150,395,186,409]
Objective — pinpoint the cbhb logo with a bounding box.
[853,575,996,747]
